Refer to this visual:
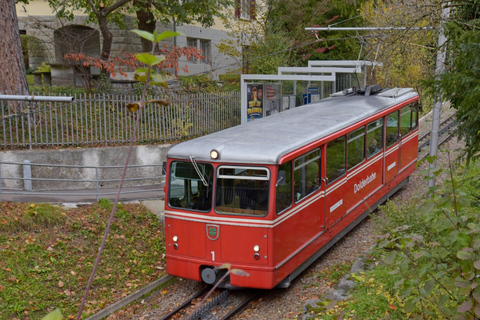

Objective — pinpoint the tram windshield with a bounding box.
[215,166,269,216]
[168,161,214,211]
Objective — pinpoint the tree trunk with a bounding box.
[134,0,156,52]
[0,0,29,95]
[98,10,113,60]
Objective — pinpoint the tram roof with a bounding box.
[167,88,418,165]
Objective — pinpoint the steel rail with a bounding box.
[160,286,210,320]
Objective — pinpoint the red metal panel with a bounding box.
[345,156,383,211]
[384,144,399,183]
[165,217,207,259]
[221,225,269,265]
[272,193,324,266]
[400,131,418,171]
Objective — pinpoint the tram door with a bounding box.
[384,110,400,183]
[399,104,418,172]
[324,136,347,227]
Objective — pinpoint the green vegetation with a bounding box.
[0,200,165,319]
[311,153,480,319]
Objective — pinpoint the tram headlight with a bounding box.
[173,236,178,242]
[253,245,260,252]
[210,149,219,160]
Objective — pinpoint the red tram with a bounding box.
[164,86,419,289]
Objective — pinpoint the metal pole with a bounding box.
[96,167,100,202]
[0,164,2,202]
[0,95,74,102]
[305,27,433,31]
[428,5,450,188]
[23,160,32,191]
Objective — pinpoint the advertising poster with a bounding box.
[247,84,264,122]
[265,83,282,116]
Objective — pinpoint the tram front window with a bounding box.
[215,166,269,216]
[168,161,214,211]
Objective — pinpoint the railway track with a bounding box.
[417,113,457,160]
[159,287,260,320]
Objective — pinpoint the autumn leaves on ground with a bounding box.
[0,199,166,319]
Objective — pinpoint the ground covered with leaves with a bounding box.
[0,199,166,320]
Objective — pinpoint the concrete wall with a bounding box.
[0,144,172,191]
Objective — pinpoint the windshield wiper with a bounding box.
[189,156,209,186]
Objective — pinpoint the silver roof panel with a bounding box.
[167,90,418,164]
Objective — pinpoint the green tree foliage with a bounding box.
[361,0,438,96]
[217,0,367,74]
[266,0,368,65]
[134,0,233,51]
[370,155,480,319]
[426,1,480,162]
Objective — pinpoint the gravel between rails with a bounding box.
[114,106,462,320]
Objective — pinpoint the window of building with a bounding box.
[186,38,198,62]
[347,126,365,169]
[276,162,292,214]
[236,0,255,20]
[400,105,412,137]
[326,136,346,184]
[186,37,211,64]
[366,118,383,158]
[200,39,211,63]
[386,111,399,148]
[294,149,320,202]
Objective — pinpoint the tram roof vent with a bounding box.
[330,88,355,97]
[378,88,414,98]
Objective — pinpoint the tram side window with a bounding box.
[215,166,269,216]
[412,102,419,129]
[326,136,346,184]
[366,118,383,158]
[400,105,412,136]
[276,162,292,214]
[168,161,214,211]
[386,111,399,148]
[294,149,320,202]
[347,126,365,169]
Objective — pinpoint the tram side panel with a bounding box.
[271,192,325,285]
[400,131,418,172]
[345,154,384,217]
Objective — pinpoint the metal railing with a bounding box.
[1,91,241,149]
[0,160,165,202]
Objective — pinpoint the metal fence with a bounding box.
[0,160,165,202]
[1,91,241,149]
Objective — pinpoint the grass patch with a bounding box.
[0,200,165,319]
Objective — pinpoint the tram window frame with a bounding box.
[276,161,292,214]
[215,166,270,216]
[168,161,214,212]
[366,118,383,158]
[412,102,419,130]
[347,126,365,170]
[326,136,346,184]
[293,149,321,203]
[400,105,412,137]
[386,111,399,148]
